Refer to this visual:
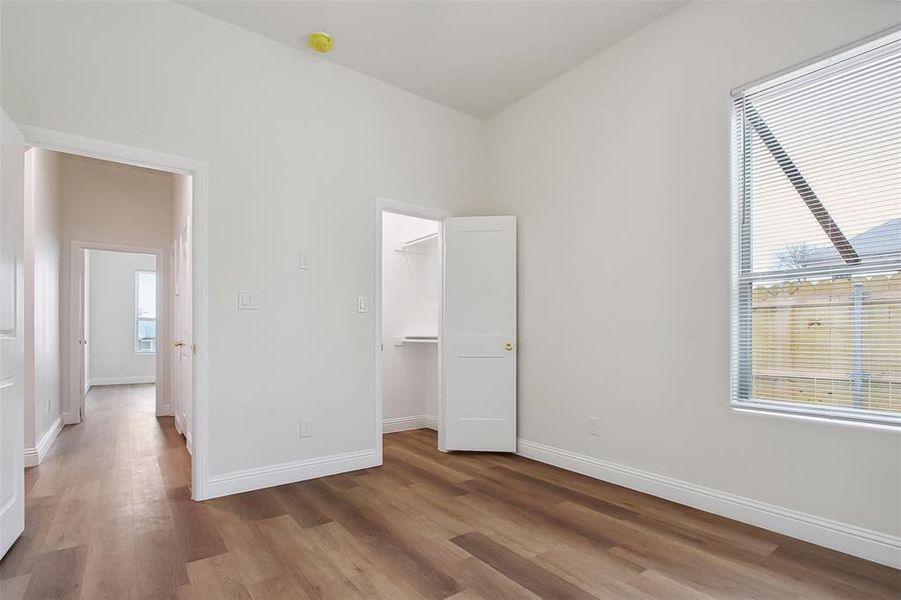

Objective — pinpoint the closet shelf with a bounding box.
[393,335,439,346]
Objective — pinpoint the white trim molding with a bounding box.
[88,376,156,387]
[516,439,901,569]
[21,124,211,501]
[206,449,378,499]
[24,417,63,467]
[61,411,79,425]
[382,415,439,433]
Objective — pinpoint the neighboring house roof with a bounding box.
[800,218,901,267]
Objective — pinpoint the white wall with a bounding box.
[382,212,440,422]
[0,0,486,483]
[487,0,901,541]
[23,148,62,451]
[7,0,896,560]
[87,250,156,385]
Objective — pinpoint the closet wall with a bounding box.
[382,212,441,427]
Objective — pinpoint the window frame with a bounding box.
[730,27,901,429]
[135,269,157,355]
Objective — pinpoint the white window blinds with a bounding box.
[731,28,901,427]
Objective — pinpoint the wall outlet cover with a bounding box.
[238,290,259,310]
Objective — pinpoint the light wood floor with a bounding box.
[1,385,898,599]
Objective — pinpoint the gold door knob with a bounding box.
[174,341,185,347]
[505,343,514,351]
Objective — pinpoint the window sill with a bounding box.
[135,351,156,356]
[731,400,901,433]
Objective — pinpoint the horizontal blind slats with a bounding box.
[732,30,901,425]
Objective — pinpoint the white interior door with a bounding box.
[171,239,181,432]
[173,219,192,443]
[442,216,516,452]
[74,249,87,421]
[0,107,25,558]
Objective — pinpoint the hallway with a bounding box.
[0,384,191,599]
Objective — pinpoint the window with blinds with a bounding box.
[731,28,901,427]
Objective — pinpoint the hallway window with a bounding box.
[136,270,157,353]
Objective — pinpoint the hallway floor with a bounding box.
[1,385,898,599]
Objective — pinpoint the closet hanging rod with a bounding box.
[399,232,439,250]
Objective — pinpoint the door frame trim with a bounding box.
[373,197,450,462]
[21,125,211,500]
[70,241,167,423]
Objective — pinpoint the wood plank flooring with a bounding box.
[2,384,898,599]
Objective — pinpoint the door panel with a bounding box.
[173,219,192,446]
[74,249,86,421]
[443,216,516,452]
[0,107,25,558]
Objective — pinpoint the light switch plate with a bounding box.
[238,290,259,310]
[357,295,369,313]
[298,251,312,270]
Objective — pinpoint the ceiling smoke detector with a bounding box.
[308,31,334,54]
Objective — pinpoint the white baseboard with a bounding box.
[62,411,79,425]
[382,415,438,433]
[88,376,156,386]
[24,417,63,467]
[185,430,193,455]
[205,448,378,499]
[516,438,901,569]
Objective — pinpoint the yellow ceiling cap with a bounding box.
[309,31,334,54]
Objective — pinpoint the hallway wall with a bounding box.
[23,148,63,455]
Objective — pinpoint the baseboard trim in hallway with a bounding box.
[516,438,901,569]
[88,375,156,386]
[382,415,438,433]
[23,416,63,467]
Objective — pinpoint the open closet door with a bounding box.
[442,216,516,452]
[0,107,25,558]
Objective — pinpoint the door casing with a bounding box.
[69,242,167,422]
[373,197,450,460]
[21,125,211,500]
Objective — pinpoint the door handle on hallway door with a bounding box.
[505,343,514,351]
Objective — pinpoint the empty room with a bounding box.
[0,1,899,599]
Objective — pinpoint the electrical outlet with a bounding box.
[589,417,600,436]
[299,419,312,438]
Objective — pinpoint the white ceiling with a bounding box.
[178,1,684,119]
